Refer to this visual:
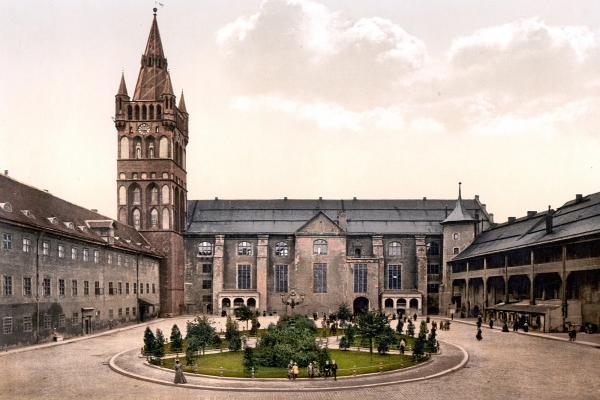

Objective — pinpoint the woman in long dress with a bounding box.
[174,359,187,384]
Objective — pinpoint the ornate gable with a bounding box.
[296,211,344,235]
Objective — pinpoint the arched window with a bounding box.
[388,241,401,256]
[237,242,252,256]
[427,241,440,256]
[275,242,289,256]
[135,141,142,159]
[132,209,141,230]
[119,137,129,159]
[162,208,170,230]
[127,105,132,120]
[313,239,327,255]
[132,187,141,205]
[142,105,147,120]
[150,186,159,204]
[161,185,170,204]
[150,208,159,228]
[159,137,169,158]
[452,232,460,240]
[118,208,126,223]
[197,242,213,256]
[134,105,140,120]
[149,104,154,120]
[148,143,155,158]
[119,172,126,179]
[118,186,127,205]
[157,104,162,119]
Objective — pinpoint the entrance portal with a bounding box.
[353,297,369,314]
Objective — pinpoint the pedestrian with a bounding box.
[413,313,418,321]
[523,321,529,333]
[447,321,451,330]
[308,361,314,378]
[173,359,187,384]
[513,320,519,332]
[476,328,483,341]
[399,338,406,354]
[331,360,338,381]
[569,327,577,342]
[502,322,509,332]
[292,362,299,380]
[476,319,482,329]
[323,360,330,378]
[489,318,494,329]
[432,320,437,330]
[287,361,293,380]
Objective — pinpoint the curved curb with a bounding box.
[108,342,469,392]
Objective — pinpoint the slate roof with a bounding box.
[442,185,475,224]
[453,192,600,261]
[186,198,486,235]
[0,175,159,256]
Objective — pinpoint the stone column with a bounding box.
[504,255,509,304]
[372,235,384,310]
[257,234,269,313]
[212,235,225,315]
[561,245,567,328]
[483,257,488,308]
[465,261,470,317]
[530,250,536,305]
[415,236,428,315]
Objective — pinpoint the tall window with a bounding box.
[353,264,368,293]
[120,136,129,159]
[23,316,32,332]
[238,242,252,256]
[427,241,440,256]
[274,265,288,293]
[150,208,159,228]
[161,185,170,204]
[94,250,100,264]
[83,249,89,262]
[313,263,327,293]
[386,264,401,290]
[237,265,251,289]
[1,233,11,250]
[197,242,213,256]
[150,187,159,204]
[159,137,169,158]
[58,279,65,296]
[162,208,170,229]
[57,244,65,258]
[388,242,401,256]
[118,282,123,295]
[94,281,100,296]
[108,282,114,295]
[202,264,212,274]
[3,317,13,335]
[42,241,49,256]
[84,281,89,296]
[71,247,78,260]
[118,186,127,205]
[72,280,78,296]
[133,209,141,230]
[22,237,31,253]
[275,242,289,257]
[313,239,327,255]
[23,277,32,297]
[132,187,141,205]
[3,276,12,296]
[43,278,51,296]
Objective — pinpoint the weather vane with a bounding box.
[153,0,165,15]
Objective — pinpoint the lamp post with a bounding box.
[280,289,305,315]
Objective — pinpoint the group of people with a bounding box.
[300,360,338,380]
[439,320,451,330]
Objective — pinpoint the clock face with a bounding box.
[137,123,150,135]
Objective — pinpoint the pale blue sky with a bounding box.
[1,0,599,222]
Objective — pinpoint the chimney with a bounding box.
[489,213,494,223]
[91,209,98,213]
[337,211,348,231]
[546,206,554,234]
[507,217,516,224]
[527,211,536,218]
[3,170,7,176]
[319,196,322,201]
[575,194,583,203]
[474,195,479,201]
[353,197,357,201]
[283,196,288,201]
[423,197,427,201]
[214,196,218,201]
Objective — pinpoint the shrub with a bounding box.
[339,336,350,351]
[407,320,415,337]
[225,317,242,351]
[143,326,156,355]
[377,326,396,355]
[170,324,183,353]
[186,316,217,355]
[153,328,166,357]
[396,320,404,334]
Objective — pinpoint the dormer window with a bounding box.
[47,217,58,225]
[197,242,213,256]
[78,226,87,233]
[21,210,34,218]
[64,222,74,229]
[313,239,327,255]
[0,202,12,212]
[237,242,252,256]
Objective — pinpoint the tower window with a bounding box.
[150,208,159,228]
[453,233,460,240]
[427,241,440,256]
[142,105,147,120]
[135,143,142,159]
[197,242,213,256]
[157,105,162,119]
[127,105,132,120]
[120,137,129,159]
[149,104,154,120]
[159,137,169,158]
[313,239,327,255]
[162,208,170,230]
[150,187,159,204]
[132,187,141,205]
[388,241,401,256]
[238,242,252,256]
[132,209,141,230]
[453,247,460,255]
[275,242,289,257]
[134,105,140,120]
[161,185,170,204]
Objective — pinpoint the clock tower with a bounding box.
[114,9,189,316]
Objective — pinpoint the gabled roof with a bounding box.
[133,14,175,101]
[295,211,344,235]
[453,191,600,261]
[442,183,475,224]
[186,198,488,235]
[0,175,159,256]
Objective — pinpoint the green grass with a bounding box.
[161,349,419,378]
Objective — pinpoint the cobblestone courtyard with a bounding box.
[1,317,599,400]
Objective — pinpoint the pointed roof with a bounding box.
[178,91,187,113]
[442,182,475,224]
[132,14,175,101]
[117,72,128,96]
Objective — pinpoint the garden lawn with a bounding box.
[161,349,419,378]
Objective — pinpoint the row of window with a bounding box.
[1,233,158,268]
[2,307,138,335]
[1,276,155,297]
[195,240,441,258]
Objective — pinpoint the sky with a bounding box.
[1,0,599,223]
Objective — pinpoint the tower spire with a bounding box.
[178,90,187,113]
[458,181,462,200]
[117,72,128,96]
[441,182,474,224]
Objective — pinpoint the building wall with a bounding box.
[0,222,159,347]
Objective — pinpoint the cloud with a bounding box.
[218,3,600,136]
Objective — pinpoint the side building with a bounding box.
[0,174,161,347]
[446,192,600,332]
[183,193,492,316]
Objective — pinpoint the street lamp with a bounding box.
[280,289,305,315]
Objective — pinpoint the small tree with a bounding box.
[413,320,428,360]
[407,319,415,337]
[243,346,256,372]
[225,317,242,351]
[418,320,429,338]
[336,303,352,327]
[396,320,404,334]
[170,324,183,353]
[186,315,217,355]
[355,310,389,359]
[235,306,254,331]
[153,328,166,357]
[339,335,350,351]
[377,326,396,355]
[427,326,437,352]
[344,324,356,349]
[250,315,260,336]
[143,326,156,355]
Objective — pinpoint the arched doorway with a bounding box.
[409,298,419,309]
[247,298,256,309]
[353,297,369,314]
[233,298,244,308]
[384,298,393,308]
